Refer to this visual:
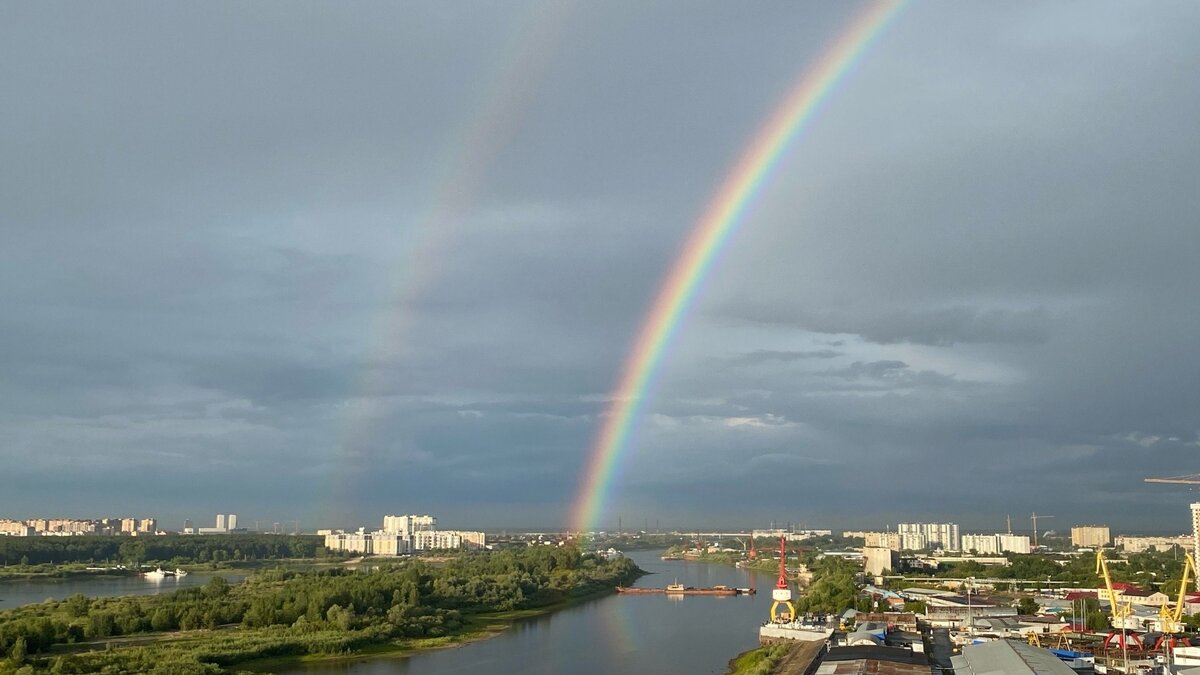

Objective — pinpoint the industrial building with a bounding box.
[951,639,1075,675]
[863,547,899,576]
[816,646,929,675]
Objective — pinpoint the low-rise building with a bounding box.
[1120,588,1170,607]
[1116,535,1190,554]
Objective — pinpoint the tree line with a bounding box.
[0,545,640,674]
[0,535,326,568]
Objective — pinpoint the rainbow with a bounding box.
[325,4,575,524]
[569,1,905,533]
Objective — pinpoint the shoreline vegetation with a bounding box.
[725,642,794,675]
[236,585,623,673]
[0,546,642,675]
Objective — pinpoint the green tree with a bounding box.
[118,540,146,566]
[150,608,174,632]
[201,576,229,598]
[9,636,27,664]
[1086,610,1110,631]
[1017,597,1040,615]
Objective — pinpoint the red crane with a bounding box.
[769,535,796,623]
[776,535,789,589]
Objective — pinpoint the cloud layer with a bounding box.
[3,2,1199,532]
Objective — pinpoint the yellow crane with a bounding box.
[1157,553,1196,637]
[1097,550,1143,640]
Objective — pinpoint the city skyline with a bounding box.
[3,3,1200,530]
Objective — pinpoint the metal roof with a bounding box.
[949,640,1076,675]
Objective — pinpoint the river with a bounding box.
[278,549,779,675]
[0,571,246,610]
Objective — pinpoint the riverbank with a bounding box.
[237,585,630,673]
[0,567,138,582]
[726,641,825,675]
[726,643,793,675]
[0,557,348,583]
[2,548,643,674]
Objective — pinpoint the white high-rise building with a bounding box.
[1070,525,1111,548]
[228,514,237,530]
[382,514,436,536]
[216,514,226,530]
[962,534,1000,554]
[997,533,1032,554]
[897,523,960,551]
[962,533,1032,555]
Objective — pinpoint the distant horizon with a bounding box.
[5,512,1198,540]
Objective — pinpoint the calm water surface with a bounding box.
[0,572,246,610]
[279,549,777,675]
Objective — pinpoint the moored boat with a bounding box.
[616,583,738,596]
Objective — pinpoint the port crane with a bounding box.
[1152,552,1196,650]
[1097,549,1143,649]
[768,536,796,624]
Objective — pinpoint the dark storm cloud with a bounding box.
[2,1,1199,531]
[727,349,842,365]
[725,306,1052,346]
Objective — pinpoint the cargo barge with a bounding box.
[616,583,752,596]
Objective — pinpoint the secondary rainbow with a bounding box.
[570,1,906,533]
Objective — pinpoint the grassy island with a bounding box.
[0,547,641,674]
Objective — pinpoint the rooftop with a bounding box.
[950,639,1076,675]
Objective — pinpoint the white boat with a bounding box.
[143,568,167,580]
[174,568,188,577]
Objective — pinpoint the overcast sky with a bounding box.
[3,1,1200,533]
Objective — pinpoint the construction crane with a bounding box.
[1096,549,1143,649]
[1031,513,1054,547]
[1144,473,1200,485]
[1153,552,1196,650]
[1143,473,1200,591]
